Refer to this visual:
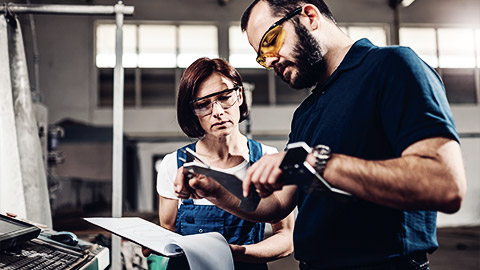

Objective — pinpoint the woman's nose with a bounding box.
[211,100,224,116]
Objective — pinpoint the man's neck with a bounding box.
[319,31,355,84]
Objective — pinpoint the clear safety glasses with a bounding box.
[190,86,241,116]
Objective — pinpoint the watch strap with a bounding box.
[312,145,331,176]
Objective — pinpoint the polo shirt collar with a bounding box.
[313,38,375,92]
[337,38,375,72]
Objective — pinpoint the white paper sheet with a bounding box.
[84,217,234,270]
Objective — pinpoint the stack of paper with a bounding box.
[84,217,234,270]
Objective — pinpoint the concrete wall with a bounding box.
[12,0,480,226]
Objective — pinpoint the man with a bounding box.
[175,0,467,269]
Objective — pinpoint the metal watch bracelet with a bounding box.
[312,145,331,176]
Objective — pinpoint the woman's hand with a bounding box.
[142,247,151,257]
[229,244,247,260]
[227,211,295,263]
[173,167,203,199]
[174,167,220,199]
[174,167,192,199]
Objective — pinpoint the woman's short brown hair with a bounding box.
[177,57,249,138]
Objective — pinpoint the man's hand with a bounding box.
[243,152,286,198]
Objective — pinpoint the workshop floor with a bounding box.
[427,226,480,270]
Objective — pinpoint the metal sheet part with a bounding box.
[0,14,27,220]
[8,15,52,228]
[183,163,261,212]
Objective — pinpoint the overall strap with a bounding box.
[247,138,263,164]
[176,142,197,168]
[177,142,197,205]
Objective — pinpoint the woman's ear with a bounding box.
[237,87,244,106]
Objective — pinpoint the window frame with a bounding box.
[93,20,479,109]
[400,23,480,104]
[94,20,219,108]
[338,22,391,46]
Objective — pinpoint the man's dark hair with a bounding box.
[241,0,335,32]
[177,57,248,138]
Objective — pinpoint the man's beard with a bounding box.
[274,23,326,90]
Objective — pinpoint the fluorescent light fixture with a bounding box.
[402,0,416,7]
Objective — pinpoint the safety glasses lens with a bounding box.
[256,26,286,68]
[192,88,240,116]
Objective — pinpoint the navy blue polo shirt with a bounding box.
[289,39,458,268]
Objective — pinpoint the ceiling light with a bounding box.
[401,0,416,7]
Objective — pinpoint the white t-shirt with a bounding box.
[156,143,278,206]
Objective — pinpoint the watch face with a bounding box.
[314,145,331,157]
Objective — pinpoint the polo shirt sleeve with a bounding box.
[377,47,459,156]
[156,151,180,199]
[287,108,302,147]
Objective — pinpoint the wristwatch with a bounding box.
[311,145,331,176]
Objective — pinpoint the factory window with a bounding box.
[96,24,137,68]
[95,23,218,68]
[437,28,476,68]
[400,27,479,68]
[178,25,218,67]
[95,22,218,107]
[477,29,480,67]
[340,25,388,47]
[138,25,176,68]
[400,26,480,104]
[399,28,438,67]
[228,25,259,68]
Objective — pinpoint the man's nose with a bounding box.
[211,101,225,116]
[264,55,279,69]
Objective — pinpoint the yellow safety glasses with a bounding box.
[256,7,303,69]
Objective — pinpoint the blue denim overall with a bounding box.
[167,139,267,270]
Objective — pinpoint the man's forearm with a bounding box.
[319,138,466,213]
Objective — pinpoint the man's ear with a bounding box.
[301,4,321,31]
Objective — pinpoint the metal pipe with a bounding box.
[26,0,41,102]
[111,2,125,269]
[392,3,400,45]
[268,71,276,105]
[0,3,134,16]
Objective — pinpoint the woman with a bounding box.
[156,57,294,269]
